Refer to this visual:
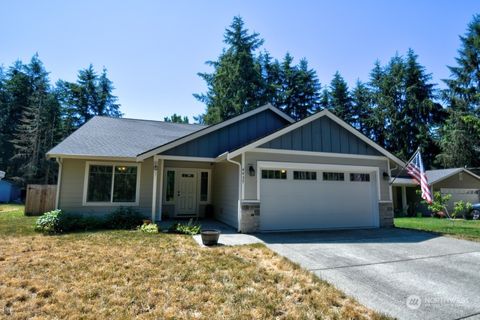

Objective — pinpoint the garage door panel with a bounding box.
[260,169,377,231]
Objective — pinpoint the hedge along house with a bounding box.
[47,104,404,233]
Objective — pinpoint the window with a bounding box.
[86,164,139,203]
[323,172,344,181]
[293,171,317,180]
[350,173,370,182]
[200,171,209,202]
[261,169,287,179]
[165,170,175,202]
[87,165,113,202]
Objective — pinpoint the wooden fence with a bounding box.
[25,184,57,216]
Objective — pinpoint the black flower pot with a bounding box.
[201,229,221,246]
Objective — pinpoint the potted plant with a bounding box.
[201,229,221,246]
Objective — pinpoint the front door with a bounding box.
[176,170,197,215]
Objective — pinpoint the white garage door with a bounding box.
[259,164,378,231]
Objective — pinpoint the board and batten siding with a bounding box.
[58,158,155,216]
[243,151,391,202]
[161,109,289,158]
[212,161,239,229]
[261,116,382,156]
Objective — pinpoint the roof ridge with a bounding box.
[93,115,206,127]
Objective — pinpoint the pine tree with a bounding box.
[328,72,354,124]
[437,15,480,167]
[57,64,121,133]
[194,16,265,124]
[443,14,480,114]
[351,80,373,135]
[164,114,189,123]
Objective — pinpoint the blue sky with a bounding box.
[2,1,479,121]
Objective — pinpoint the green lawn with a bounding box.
[395,217,480,241]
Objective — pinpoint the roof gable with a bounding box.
[260,115,382,156]
[137,104,293,160]
[161,108,291,158]
[226,109,405,166]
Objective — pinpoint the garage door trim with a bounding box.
[256,161,381,202]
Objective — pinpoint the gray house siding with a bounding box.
[162,109,289,158]
[212,161,239,229]
[260,116,382,156]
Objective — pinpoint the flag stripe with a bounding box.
[406,151,432,204]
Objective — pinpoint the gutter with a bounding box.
[225,152,242,232]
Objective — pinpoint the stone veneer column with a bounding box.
[379,202,394,227]
[240,202,260,233]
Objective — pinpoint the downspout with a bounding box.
[55,158,63,210]
[226,152,242,232]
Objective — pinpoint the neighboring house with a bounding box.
[0,180,21,203]
[47,104,404,232]
[392,168,480,215]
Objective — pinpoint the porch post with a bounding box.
[401,186,407,211]
[151,156,158,221]
[157,158,164,221]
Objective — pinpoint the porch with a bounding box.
[150,156,240,230]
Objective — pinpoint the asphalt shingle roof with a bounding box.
[47,116,206,158]
[392,168,475,185]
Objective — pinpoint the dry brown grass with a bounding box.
[0,208,390,320]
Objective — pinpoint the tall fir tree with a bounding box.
[351,80,373,135]
[438,15,480,167]
[194,16,265,124]
[57,64,121,134]
[328,72,354,124]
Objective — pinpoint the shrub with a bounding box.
[35,209,63,234]
[168,219,201,235]
[139,222,159,234]
[106,207,144,230]
[453,200,473,219]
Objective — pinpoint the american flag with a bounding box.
[406,151,433,204]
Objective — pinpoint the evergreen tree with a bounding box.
[328,72,354,124]
[10,55,62,184]
[438,15,480,167]
[195,16,265,124]
[436,113,480,167]
[351,80,373,135]
[164,114,189,123]
[57,64,121,133]
[443,14,480,114]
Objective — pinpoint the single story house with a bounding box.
[392,168,480,215]
[0,180,21,203]
[47,104,404,232]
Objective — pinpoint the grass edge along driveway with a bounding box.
[395,217,480,242]
[0,205,390,320]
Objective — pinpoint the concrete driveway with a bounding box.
[256,228,480,320]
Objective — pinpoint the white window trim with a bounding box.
[162,167,212,205]
[82,161,141,206]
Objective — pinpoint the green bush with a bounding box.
[35,209,63,234]
[168,219,201,235]
[139,222,159,234]
[35,210,107,234]
[106,207,144,230]
[453,200,473,219]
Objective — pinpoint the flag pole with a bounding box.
[389,147,420,185]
